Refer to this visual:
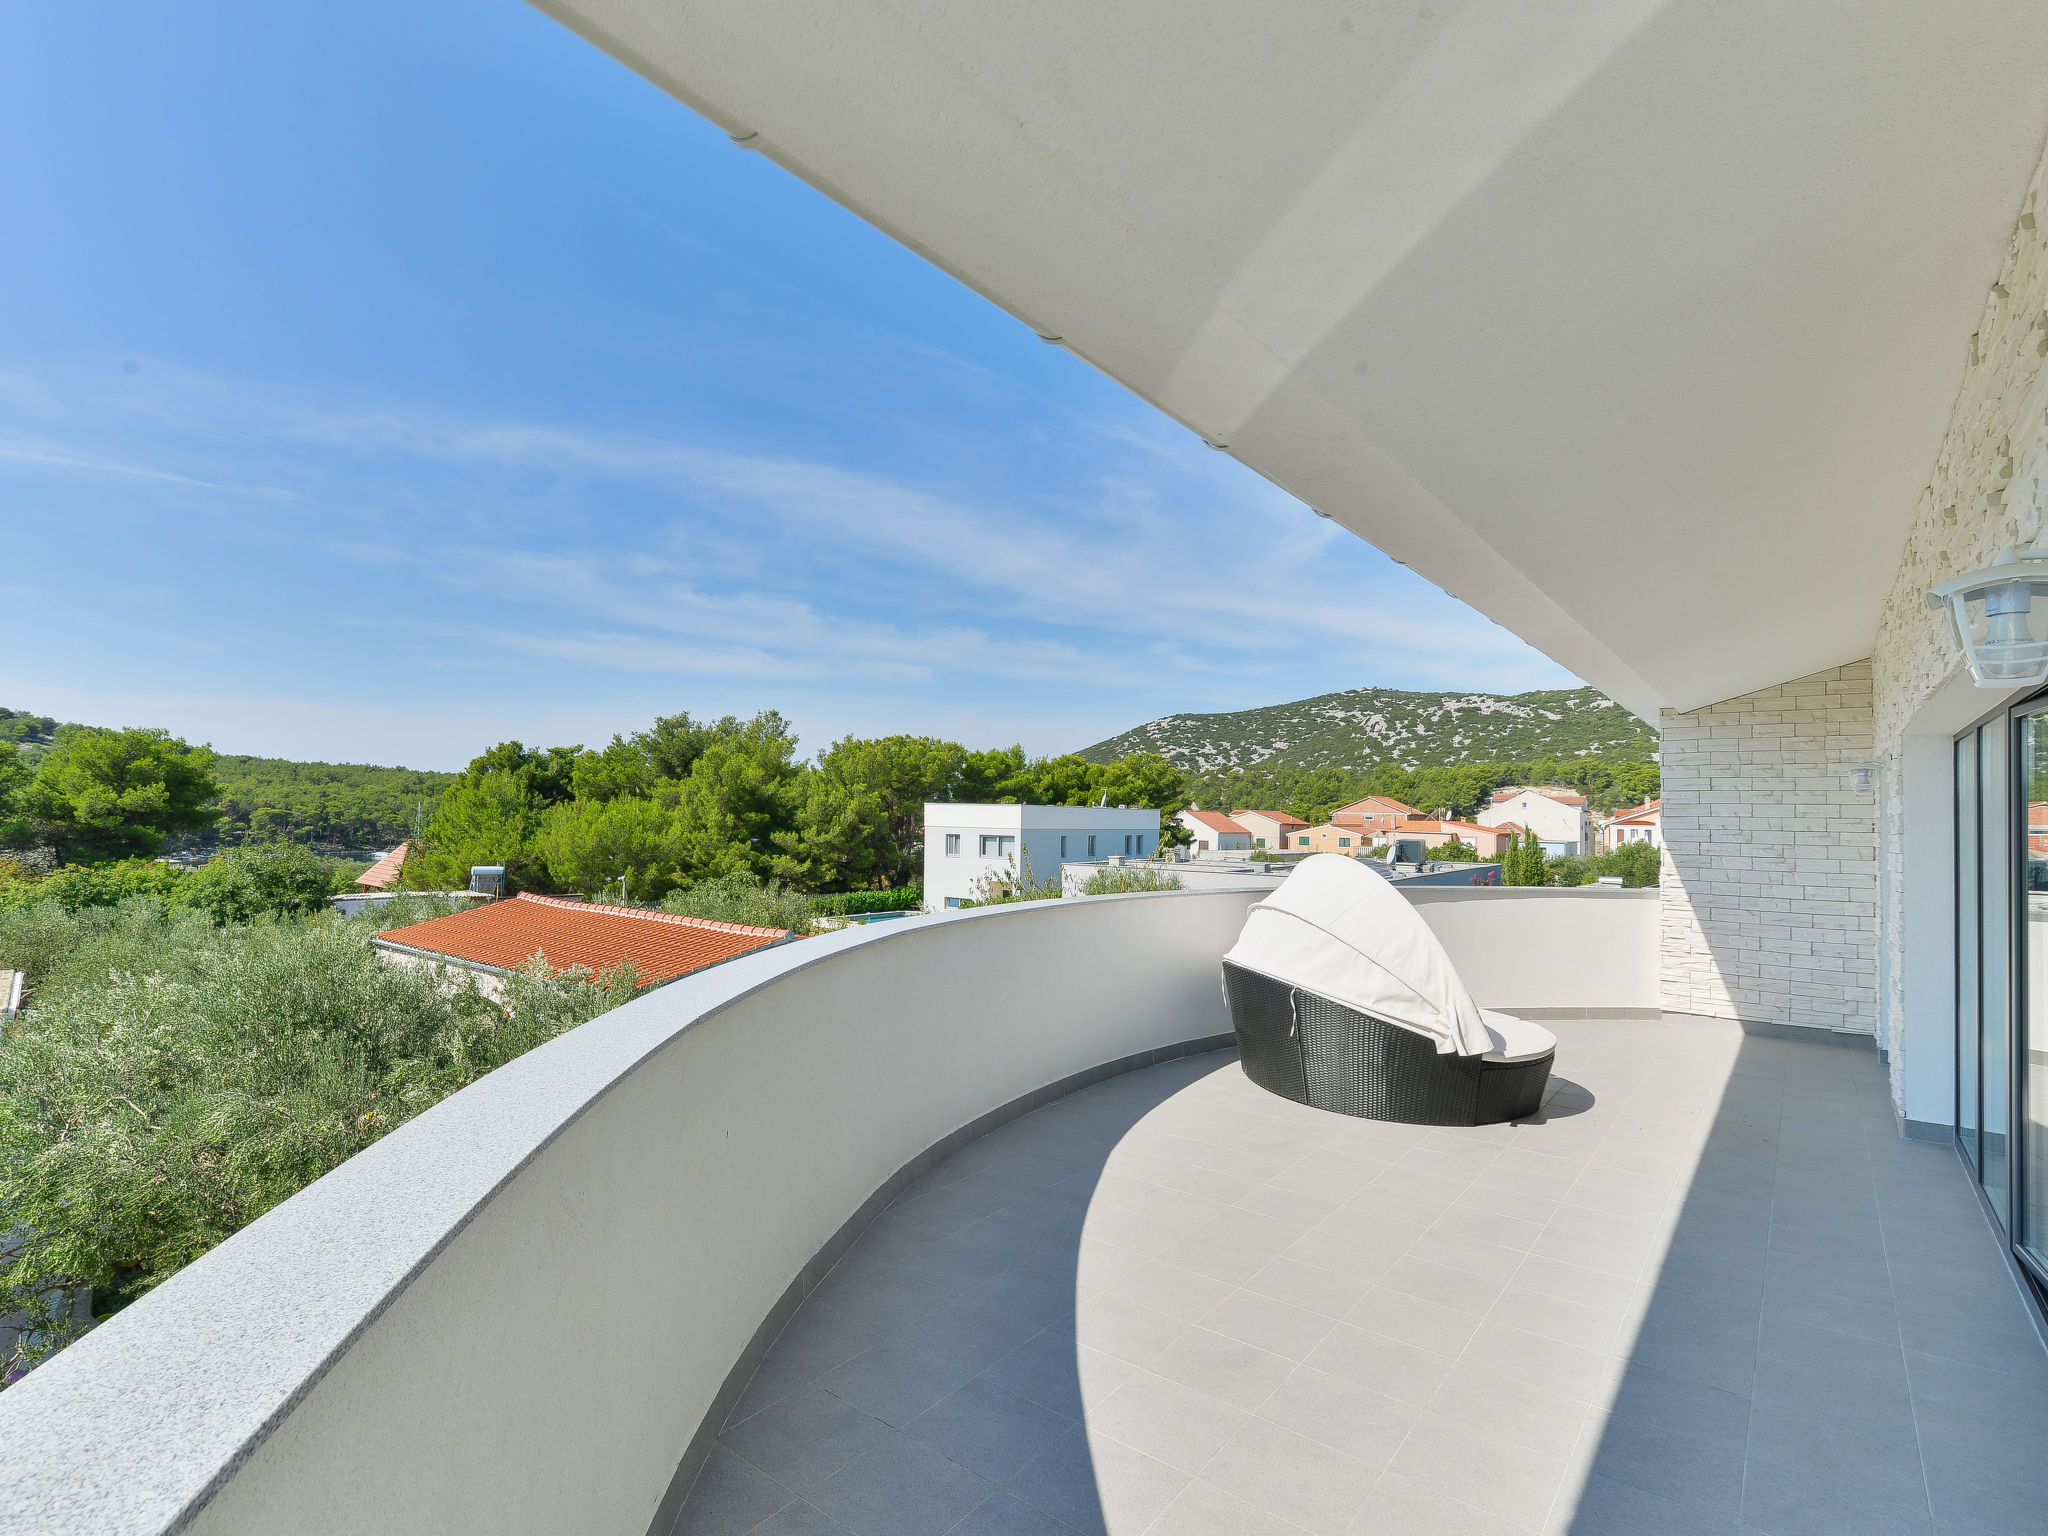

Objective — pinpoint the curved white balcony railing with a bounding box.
[0,890,1265,1536]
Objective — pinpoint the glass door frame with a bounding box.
[2010,698,2048,1290]
[1958,690,2048,1299]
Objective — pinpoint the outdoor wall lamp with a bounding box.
[1927,546,2048,687]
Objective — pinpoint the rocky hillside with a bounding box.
[1077,686,1654,773]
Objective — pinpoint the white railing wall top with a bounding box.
[0,889,1266,1536]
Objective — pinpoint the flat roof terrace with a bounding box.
[675,1017,2048,1536]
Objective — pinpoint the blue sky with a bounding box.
[0,1,1578,772]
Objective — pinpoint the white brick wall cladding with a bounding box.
[1659,141,2048,1107]
[1866,151,2048,1108]
[1659,663,1879,1033]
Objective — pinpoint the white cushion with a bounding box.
[1480,1011,1556,1064]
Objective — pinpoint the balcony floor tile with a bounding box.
[667,1017,2048,1536]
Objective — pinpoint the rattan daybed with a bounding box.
[1221,855,1555,1126]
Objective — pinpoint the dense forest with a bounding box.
[198,756,456,850]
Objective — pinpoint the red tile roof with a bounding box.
[1336,796,1420,817]
[1605,799,1662,823]
[373,893,789,988]
[1180,809,1250,835]
[357,843,409,891]
[1235,809,1307,829]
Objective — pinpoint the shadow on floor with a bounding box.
[672,1023,2048,1536]
[673,1054,1214,1536]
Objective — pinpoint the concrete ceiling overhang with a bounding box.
[535,0,2048,718]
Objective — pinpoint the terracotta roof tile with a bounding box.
[1605,799,1662,823]
[1235,809,1307,828]
[1181,809,1250,835]
[357,843,409,891]
[373,893,789,987]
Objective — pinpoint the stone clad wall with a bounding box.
[1659,664,1879,1032]
[1868,150,2048,1109]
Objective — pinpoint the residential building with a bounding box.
[23,15,2048,1535]
[1330,795,1423,835]
[1477,786,1591,856]
[369,893,789,999]
[1288,822,1368,856]
[354,843,408,891]
[1601,798,1663,851]
[922,802,1161,909]
[1395,819,1517,858]
[1171,806,1251,852]
[1228,808,1305,850]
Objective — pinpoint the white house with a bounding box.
[1477,786,1591,857]
[1601,798,1663,851]
[1172,807,1252,852]
[922,802,1162,910]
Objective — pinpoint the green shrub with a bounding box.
[0,906,629,1383]
[1599,840,1662,887]
[173,843,359,925]
[1078,865,1185,895]
[1501,828,1550,886]
[810,887,921,917]
[1547,854,1594,886]
[0,858,183,913]
[1427,841,1483,863]
[661,870,814,935]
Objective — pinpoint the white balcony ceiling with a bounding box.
[537,0,2048,716]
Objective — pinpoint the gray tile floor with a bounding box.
[673,1016,2048,1535]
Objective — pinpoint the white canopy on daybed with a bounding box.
[1223,854,1552,1062]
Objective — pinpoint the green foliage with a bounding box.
[534,795,683,902]
[1547,841,1660,888]
[1078,865,1185,895]
[0,900,629,1379]
[660,870,813,935]
[663,713,804,882]
[401,771,544,892]
[1501,828,1550,886]
[174,844,360,925]
[809,887,923,916]
[0,708,63,747]
[0,858,184,912]
[400,711,1189,903]
[20,727,221,861]
[201,756,453,850]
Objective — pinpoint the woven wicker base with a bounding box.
[1223,962,1552,1127]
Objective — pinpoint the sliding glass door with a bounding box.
[1960,694,2048,1282]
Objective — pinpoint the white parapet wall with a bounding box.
[1404,886,1662,1017]
[0,889,1265,1536]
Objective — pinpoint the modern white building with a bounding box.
[922,802,1162,909]
[1477,786,1592,857]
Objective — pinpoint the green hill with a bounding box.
[1077,685,1655,774]
[3,706,452,852]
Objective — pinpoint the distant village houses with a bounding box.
[1229,809,1306,850]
